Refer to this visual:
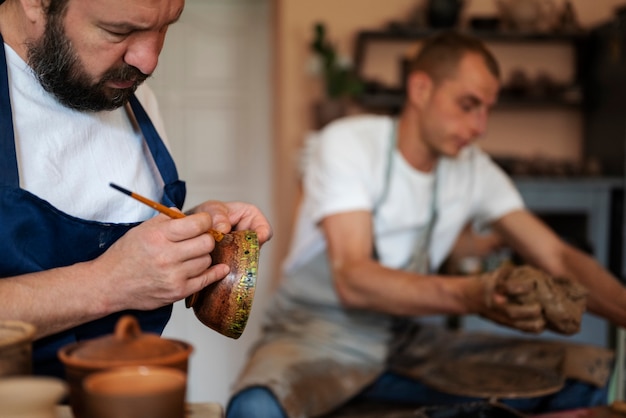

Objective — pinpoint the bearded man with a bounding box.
[0,0,272,378]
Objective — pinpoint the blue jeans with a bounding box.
[226,372,609,418]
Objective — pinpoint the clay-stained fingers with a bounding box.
[488,313,546,334]
[498,300,543,321]
[485,299,545,333]
[498,275,536,296]
[482,296,545,333]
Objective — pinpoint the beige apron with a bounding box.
[231,121,445,417]
[232,290,613,418]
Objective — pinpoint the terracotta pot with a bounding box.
[58,315,192,418]
[0,319,36,377]
[83,366,187,418]
[185,230,259,339]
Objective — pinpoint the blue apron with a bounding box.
[0,33,186,378]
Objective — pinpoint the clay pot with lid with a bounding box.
[0,319,36,376]
[58,315,192,418]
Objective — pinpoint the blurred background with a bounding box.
[147,0,626,407]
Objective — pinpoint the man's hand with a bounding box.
[477,264,588,335]
[186,201,272,245]
[477,264,546,333]
[93,212,229,312]
[503,266,588,335]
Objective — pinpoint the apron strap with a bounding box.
[373,118,397,215]
[0,33,19,188]
[371,118,439,274]
[404,162,439,274]
[128,95,186,209]
[128,95,180,186]
[371,119,398,261]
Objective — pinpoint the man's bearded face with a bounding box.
[27,11,148,112]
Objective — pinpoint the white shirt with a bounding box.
[280,114,524,306]
[5,43,168,223]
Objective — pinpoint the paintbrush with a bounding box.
[109,183,224,242]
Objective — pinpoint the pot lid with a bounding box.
[59,315,191,367]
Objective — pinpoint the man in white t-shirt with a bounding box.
[226,31,626,418]
[0,0,272,378]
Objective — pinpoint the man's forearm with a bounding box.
[562,245,626,328]
[0,262,112,339]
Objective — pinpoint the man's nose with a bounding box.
[471,109,489,137]
[124,33,165,76]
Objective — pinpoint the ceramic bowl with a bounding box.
[185,230,259,339]
[0,376,67,418]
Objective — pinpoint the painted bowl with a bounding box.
[185,230,259,339]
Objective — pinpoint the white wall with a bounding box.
[150,0,274,407]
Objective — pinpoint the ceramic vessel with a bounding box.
[497,0,557,32]
[426,0,464,28]
[186,230,259,339]
[83,366,187,418]
[0,319,36,376]
[0,376,67,418]
[58,315,192,418]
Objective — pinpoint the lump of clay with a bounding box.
[499,266,588,335]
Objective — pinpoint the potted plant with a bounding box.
[310,22,363,129]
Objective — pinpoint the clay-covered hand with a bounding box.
[478,264,546,333]
[483,265,588,335]
[503,266,588,335]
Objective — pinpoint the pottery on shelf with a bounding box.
[426,0,465,28]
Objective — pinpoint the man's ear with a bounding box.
[406,71,434,109]
[19,0,47,24]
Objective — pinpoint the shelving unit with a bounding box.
[352,27,587,113]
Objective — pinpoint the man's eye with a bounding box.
[104,28,131,38]
[460,102,474,112]
[459,97,482,112]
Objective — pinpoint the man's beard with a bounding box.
[27,14,148,112]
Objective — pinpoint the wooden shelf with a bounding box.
[356,27,586,42]
[355,88,582,113]
[353,27,587,113]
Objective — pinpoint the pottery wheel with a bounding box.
[419,360,564,399]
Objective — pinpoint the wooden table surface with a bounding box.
[55,403,625,417]
[531,405,626,417]
[56,403,224,418]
